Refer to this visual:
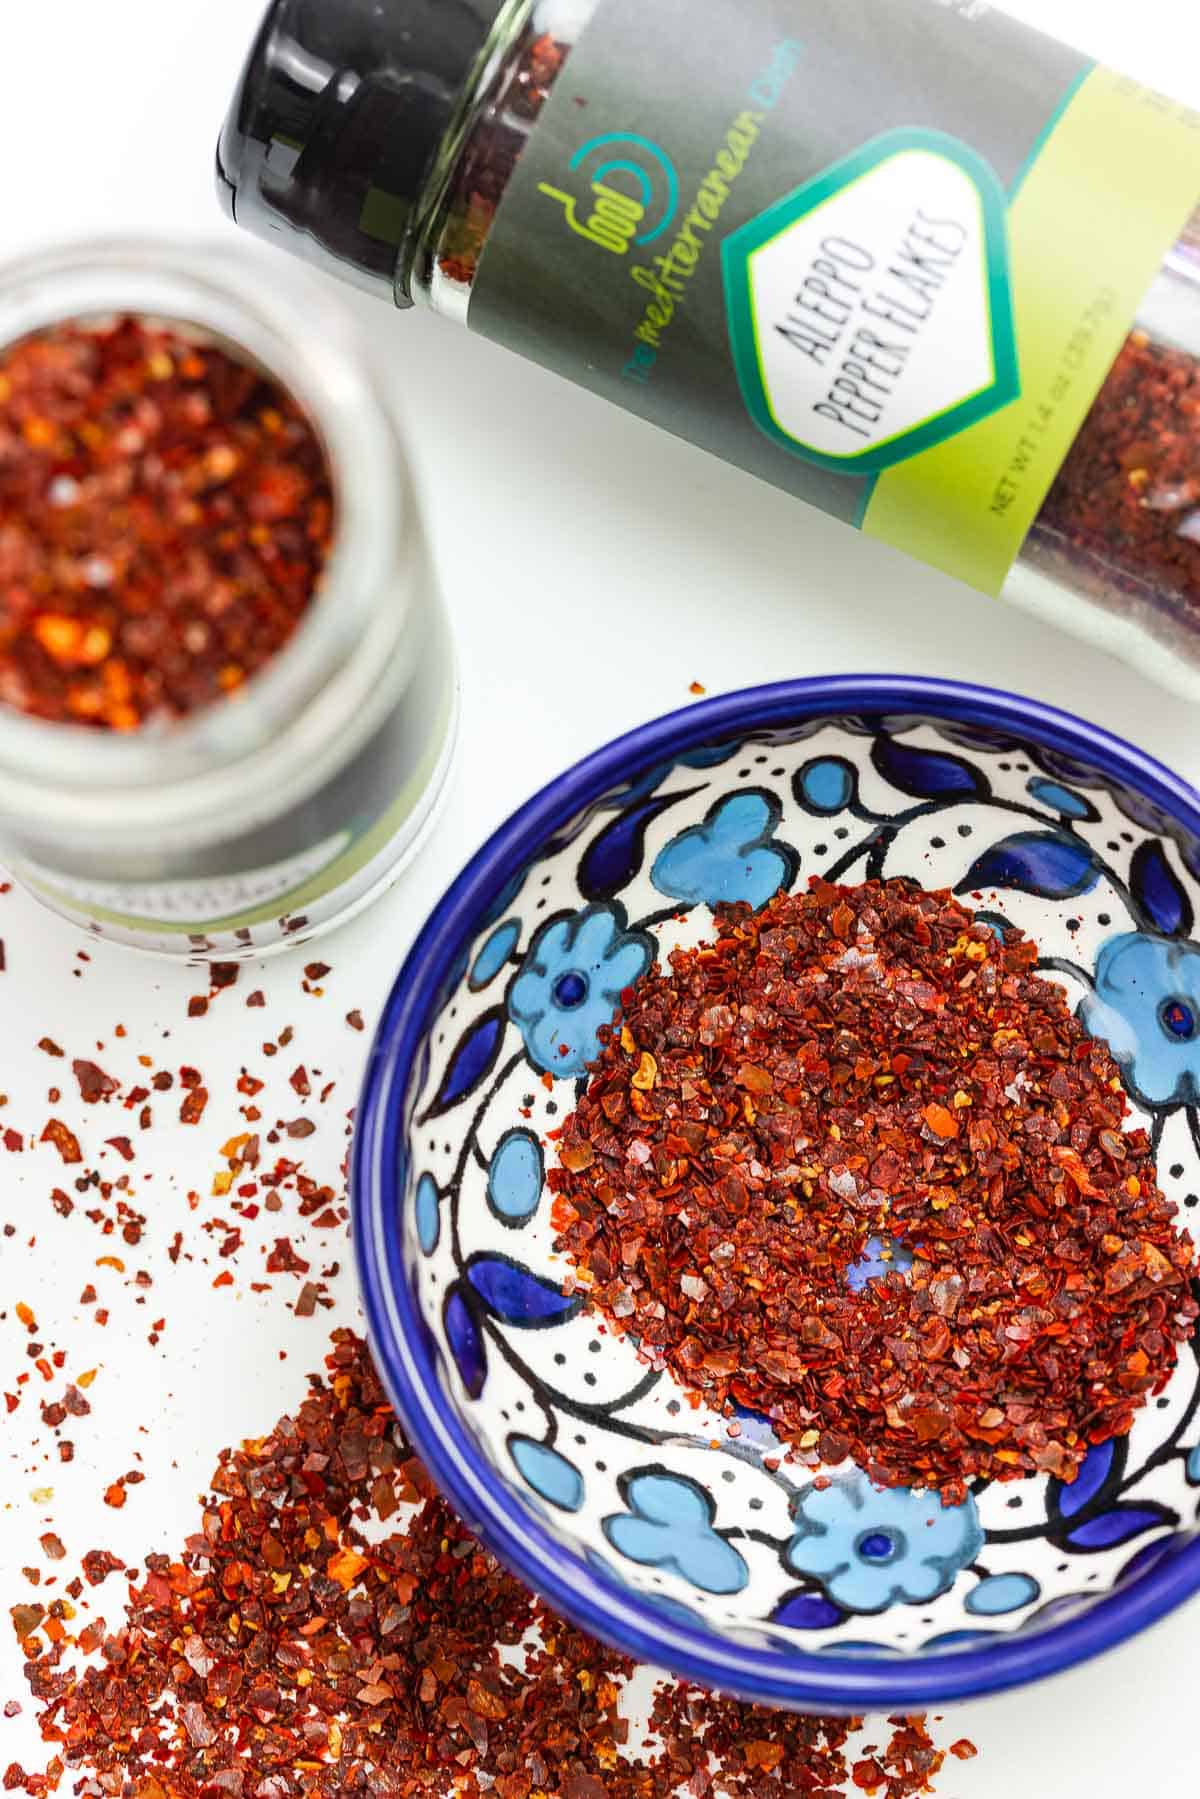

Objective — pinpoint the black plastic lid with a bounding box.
[217,0,506,306]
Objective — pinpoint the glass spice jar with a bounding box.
[0,239,456,958]
[219,0,1200,698]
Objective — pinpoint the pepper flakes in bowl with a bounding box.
[549,879,1199,1502]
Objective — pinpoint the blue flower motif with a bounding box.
[785,1473,983,1614]
[651,791,797,910]
[845,1233,914,1293]
[604,1471,748,1595]
[1080,931,1200,1108]
[508,905,653,1077]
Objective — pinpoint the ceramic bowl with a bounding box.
[353,676,1200,1710]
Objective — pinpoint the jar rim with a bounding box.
[0,235,417,846]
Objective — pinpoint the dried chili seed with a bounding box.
[0,317,333,730]
[550,879,1197,1495]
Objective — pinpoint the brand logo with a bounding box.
[539,132,679,256]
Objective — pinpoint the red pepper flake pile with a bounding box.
[0,316,333,730]
[9,1331,965,1799]
[1035,330,1200,621]
[550,880,1197,1499]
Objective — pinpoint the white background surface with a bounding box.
[2,2,1200,1793]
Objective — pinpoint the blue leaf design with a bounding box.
[422,1008,506,1121]
[1051,1437,1120,1521]
[443,1285,487,1399]
[486,1129,544,1227]
[470,919,521,990]
[959,832,1099,901]
[872,734,987,800]
[578,790,691,901]
[1026,777,1096,821]
[771,1590,844,1630]
[509,1436,585,1512]
[1131,840,1194,938]
[1064,1504,1175,1552]
[795,757,857,816]
[414,1172,441,1256]
[966,1572,1040,1616]
[466,1253,583,1328]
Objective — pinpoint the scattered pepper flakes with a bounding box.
[39,1120,81,1164]
[13,1328,967,1799]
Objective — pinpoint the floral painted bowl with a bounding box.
[352,677,1200,1710]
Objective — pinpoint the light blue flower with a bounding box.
[785,1473,983,1614]
[845,1234,914,1294]
[1080,931,1200,1108]
[508,905,653,1077]
[651,791,796,910]
[604,1471,748,1595]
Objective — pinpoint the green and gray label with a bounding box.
[471,0,1200,593]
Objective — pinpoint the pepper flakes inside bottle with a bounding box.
[0,315,333,730]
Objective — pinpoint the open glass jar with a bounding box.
[0,239,456,958]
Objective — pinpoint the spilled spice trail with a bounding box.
[7,1331,964,1799]
[550,880,1197,1500]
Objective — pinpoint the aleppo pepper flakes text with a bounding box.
[0,315,333,730]
[8,1330,963,1799]
[549,879,1197,1501]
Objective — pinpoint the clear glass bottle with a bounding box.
[0,239,456,958]
[219,0,1200,699]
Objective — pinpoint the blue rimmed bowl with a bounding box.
[352,676,1200,1711]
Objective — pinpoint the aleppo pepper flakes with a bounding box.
[0,315,333,730]
[12,1330,962,1799]
[436,28,568,291]
[549,879,1198,1500]
[1035,331,1200,623]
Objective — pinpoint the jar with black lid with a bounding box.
[219,0,1200,698]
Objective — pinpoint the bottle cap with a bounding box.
[217,0,506,305]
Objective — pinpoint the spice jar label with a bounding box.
[470,0,1200,594]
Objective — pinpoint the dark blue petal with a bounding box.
[921,1629,998,1651]
[679,741,741,769]
[771,1590,844,1630]
[959,832,1098,901]
[1051,1438,1119,1521]
[1118,1532,1188,1585]
[872,735,987,800]
[1130,840,1194,938]
[422,1008,506,1121]
[1064,1505,1175,1552]
[578,790,691,901]
[443,1285,487,1399]
[466,1253,584,1327]
[481,871,526,931]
